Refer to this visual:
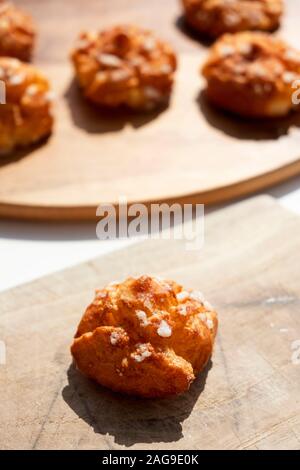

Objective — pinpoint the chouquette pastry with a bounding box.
[71,25,177,111]
[0,58,54,155]
[202,32,300,118]
[71,275,218,398]
[181,0,283,38]
[0,1,36,61]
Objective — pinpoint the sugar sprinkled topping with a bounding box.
[108,279,121,287]
[273,62,284,76]
[282,71,298,84]
[131,343,152,362]
[143,86,162,100]
[97,53,123,68]
[95,289,107,299]
[0,19,9,31]
[238,42,252,55]
[160,63,172,74]
[143,297,153,310]
[95,71,107,83]
[189,290,205,303]
[224,12,239,27]
[199,313,207,322]
[251,64,268,78]
[26,84,38,96]
[157,320,172,338]
[9,73,25,85]
[143,36,156,52]
[284,49,300,63]
[45,91,56,102]
[130,56,143,67]
[136,309,149,326]
[111,69,131,82]
[198,312,214,330]
[248,10,263,26]
[7,58,20,68]
[219,44,235,57]
[178,304,188,316]
[176,291,189,302]
[233,64,245,74]
[203,300,213,311]
[110,331,121,345]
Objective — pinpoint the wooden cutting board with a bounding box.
[1,0,300,220]
[1,196,300,450]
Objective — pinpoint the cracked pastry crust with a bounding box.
[0,1,36,61]
[202,32,300,118]
[71,25,177,111]
[71,275,218,398]
[0,58,54,155]
[181,0,283,38]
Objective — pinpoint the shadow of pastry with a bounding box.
[62,360,212,447]
[64,78,169,134]
[0,135,52,168]
[174,14,281,46]
[174,15,214,48]
[198,90,300,141]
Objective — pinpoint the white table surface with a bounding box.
[1,175,300,293]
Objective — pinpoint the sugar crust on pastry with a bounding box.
[71,275,218,398]
[0,57,54,155]
[182,0,283,38]
[71,25,177,111]
[202,32,300,118]
[0,1,36,61]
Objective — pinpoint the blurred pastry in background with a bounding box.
[71,25,177,111]
[71,275,218,398]
[0,58,54,155]
[181,0,283,38]
[202,32,300,118]
[0,0,36,61]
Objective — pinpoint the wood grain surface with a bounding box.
[0,196,300,449]
[0,0,300,220]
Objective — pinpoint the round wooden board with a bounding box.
[1,0,300,221]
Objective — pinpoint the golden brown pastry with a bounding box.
[71,275,218,398]
[0,58,54,155]
[0,1,36,61]
[202,32,300,118]
[71,25,177,111]
[182,0,283,38]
